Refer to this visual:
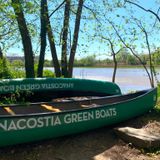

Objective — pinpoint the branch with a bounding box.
[101,37,115,55]
[83,4,102,24]
[107,19,153,86]
[134,19,155,87]
[101,36,124,56]
[153,6,160,27]
[125,0,160,22]
[49,0,65,18]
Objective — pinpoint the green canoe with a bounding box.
[0,87,157,147]
[0,78,121,102]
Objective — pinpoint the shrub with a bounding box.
[43,69,55,77]
[0,58,12,79]
[10,69,25,78]
[0,90,33,105]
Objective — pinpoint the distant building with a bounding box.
[6,56,24,62]
[6,56,39,62]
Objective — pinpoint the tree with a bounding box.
[45,0,84,78]
[46,1,61,77]
[134,18,155,87]
[0,1,21,57]
[101,37,124,82]
[37,0,47,77]
[0,46,3,58]
[11,0,35,78]
[68,0,84,77]
[61,0,70,77]
[108,20,154,87]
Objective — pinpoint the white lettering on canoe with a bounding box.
[17,119,26,130]
[95,108,117,119]
[8,120,17,131]
[64,111,94,124]
[0,116,61,131]
[0,120,7,130]
[0,108,117,131]
[0,85,15,92]
[0,83,74,93]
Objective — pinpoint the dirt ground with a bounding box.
[0,110,160,160]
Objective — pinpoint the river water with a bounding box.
[47,67,160,93]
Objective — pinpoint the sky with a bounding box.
[5,0,160,60]
[75,0,160,59]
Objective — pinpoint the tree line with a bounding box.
[5,47,160,68]
[50,48,160,67]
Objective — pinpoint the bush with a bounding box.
[0,90,33,105]
[10,69,25,78]
[0,58,55,79]
[43,69,55,77]
[0,58,12,79]
[34,64,55,78]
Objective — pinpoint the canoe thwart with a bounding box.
[4,107,15,115]
[81,103,99,108]
[41,104,61,112]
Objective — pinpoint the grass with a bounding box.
[156,85,160,111]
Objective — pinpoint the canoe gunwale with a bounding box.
[0,88,157,118]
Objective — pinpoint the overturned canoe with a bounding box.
[0,78,121,102]
[0,87,157,147]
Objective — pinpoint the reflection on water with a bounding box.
[73,67,159,93]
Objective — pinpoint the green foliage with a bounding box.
[0,57,55,80]
[43,69,55,78]
[9,59,25,78]
[9,60,25,78]
[44,60,52,67]
[0,58,12,79]
[157,84,160,98]
[156,85,160,112]
[34,63,55,77]
[74,55,97,67]
[0,58,26,79]
[10,69,26,78]
[126,54,139,65]
[11,60,24,67]
[0,90,33,105]
[116,48,130,64]
[152,48,160,65]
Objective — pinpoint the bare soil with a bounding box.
[0,110,160,160]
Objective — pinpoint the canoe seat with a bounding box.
[41,104,61,112]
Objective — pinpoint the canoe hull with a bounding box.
[0,78,121,103]
[0,78,121,95]
[0,88,157,147]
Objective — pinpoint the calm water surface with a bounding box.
[47,67,160,93]
[73,67,159,93]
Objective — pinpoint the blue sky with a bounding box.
[74,0,160,60]
[6,0,160,60]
